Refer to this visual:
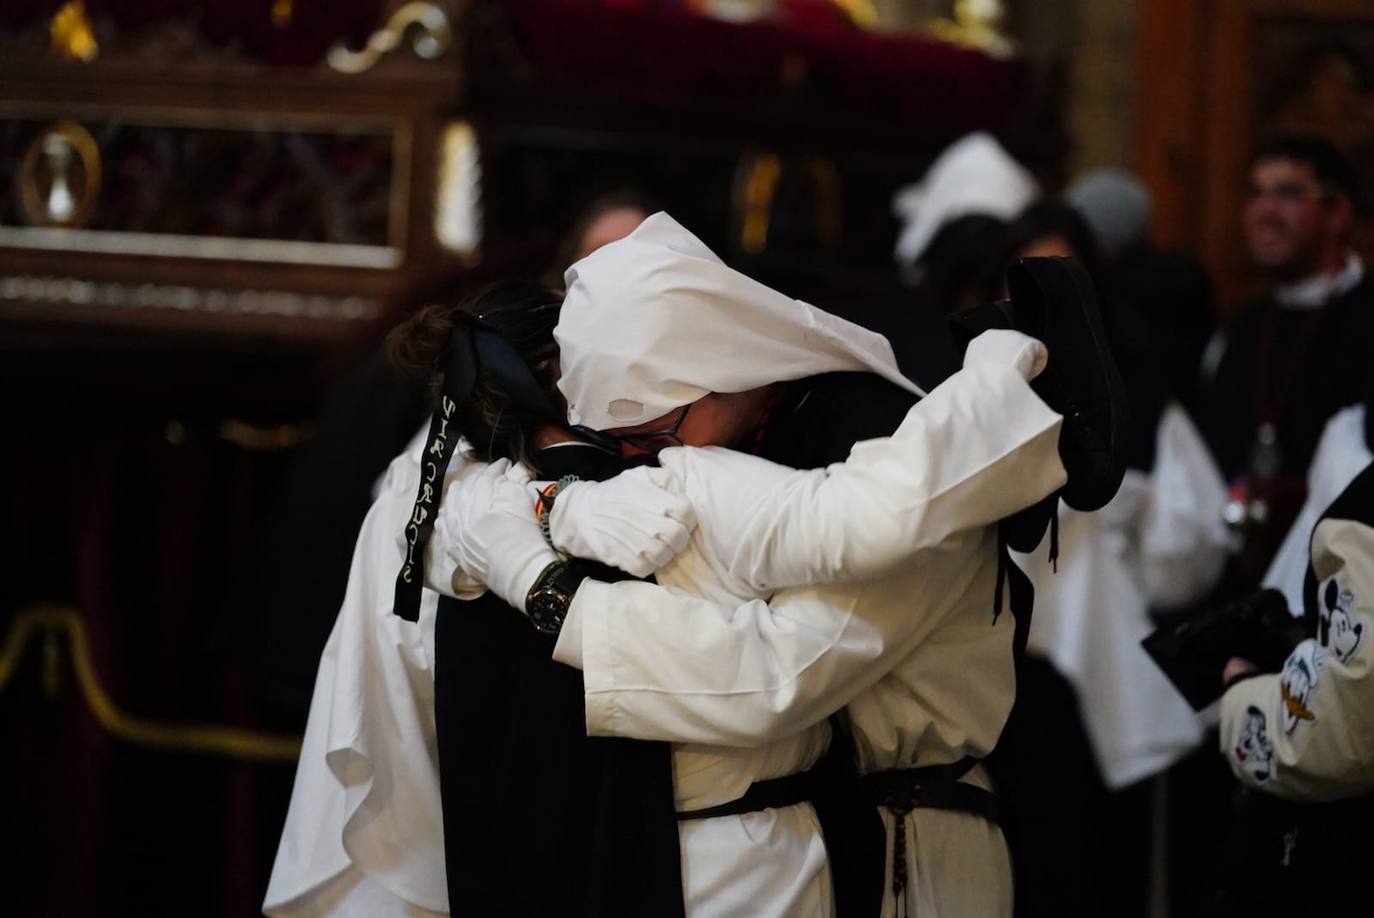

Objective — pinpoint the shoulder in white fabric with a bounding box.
[555,212,921,431]
[1233,705,1276,784]
[1277,640,1326,734]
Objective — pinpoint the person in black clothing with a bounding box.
[387,287,692,917]
[224,197,653,725]
[263,282,691,916]
[1199,134,1374,582]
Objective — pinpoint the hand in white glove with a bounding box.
[963,328,1048,381]
[548,465,696,578]
[434,459,559,611]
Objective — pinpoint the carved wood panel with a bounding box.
[1137,0,1374,313]
[0,110,404,266]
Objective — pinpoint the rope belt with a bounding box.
[862,759,1000,916]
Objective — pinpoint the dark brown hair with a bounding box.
[545,189,658,284]
[1254,133,1361,211]
[386,281,563,470]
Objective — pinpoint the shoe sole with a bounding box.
[1006,257,1130,512]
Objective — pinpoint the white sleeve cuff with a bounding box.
[556,579,621,736]
[551,587,588,669]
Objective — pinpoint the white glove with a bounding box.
[435,459,559,611]
[547,465,696,578]
[963,328,1048,381]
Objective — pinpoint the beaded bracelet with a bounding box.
[535,474,581,550]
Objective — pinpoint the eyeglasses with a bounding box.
[1246,181,1333,205]
[609,403,692,455]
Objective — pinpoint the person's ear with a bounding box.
[1327,193,1355,239]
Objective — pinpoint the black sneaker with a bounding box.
[951,256,1129,513]
[1008,257,1128,511]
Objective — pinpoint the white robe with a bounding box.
[1010,403,1232,788]
[264,431,475,917]
[268,360,1063,917]
[550,360,1065,917]
[1262,405,1373,613]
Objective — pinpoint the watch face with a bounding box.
[528,588,569,635]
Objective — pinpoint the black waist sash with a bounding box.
[858,543,1030,915]
[676,767,822,821]
[863,761,1000,824]
[673,746,1000,918]
[675,719,885,918]
[863,757,1001,914]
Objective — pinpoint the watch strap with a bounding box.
[535,475,580,549]
[525,559,587,635]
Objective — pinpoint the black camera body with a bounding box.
[1142,588,1309,710]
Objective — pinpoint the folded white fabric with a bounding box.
[556,212,922,431]
[265,429,454,916]
[963,329,1048,381]
[1014,404,1227,788]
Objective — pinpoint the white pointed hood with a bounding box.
[556,212,922,431]
[892,131,1038,267]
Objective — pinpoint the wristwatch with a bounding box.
[525,560,586,636]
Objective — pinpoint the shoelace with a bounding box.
[993,506,1058,625]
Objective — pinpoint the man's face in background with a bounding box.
[574,207,650,262]
[1243,158,1347,280]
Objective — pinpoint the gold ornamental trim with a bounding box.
[20,120,102,229]
[736,151,782,255]
[328,2,453,75]
[926,0,1014,58]
[49,0,99,63]
[0,605,302,763]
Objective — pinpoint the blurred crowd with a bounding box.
[887,129,1374,918]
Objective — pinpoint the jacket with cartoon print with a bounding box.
[1219,460,1374,800]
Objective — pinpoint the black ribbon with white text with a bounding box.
[392,322,480,622]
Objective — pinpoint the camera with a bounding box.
[1142,589,1309,710]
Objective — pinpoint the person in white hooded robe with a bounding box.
[950,201,1232,916]
[262,255,1070,917]
[265,301,1066,918]
[435,214,1129,916]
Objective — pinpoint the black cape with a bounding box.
[434,442,685,917]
